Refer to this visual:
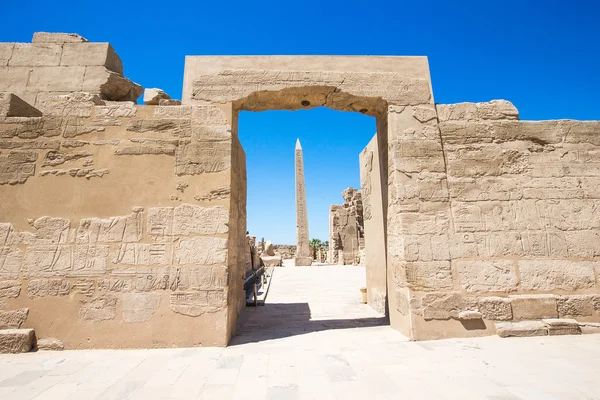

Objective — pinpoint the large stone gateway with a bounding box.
[0,33,599,348]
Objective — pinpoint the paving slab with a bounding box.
[0,265,598,399]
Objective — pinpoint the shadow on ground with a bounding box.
[230,303,389,345]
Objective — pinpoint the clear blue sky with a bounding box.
[2,1,599,244]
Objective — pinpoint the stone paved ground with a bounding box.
[0,265,599,399]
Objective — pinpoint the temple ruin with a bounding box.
[328,187,365,265]
[1,32,600,350]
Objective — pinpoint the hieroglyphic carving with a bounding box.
[120,292,161,323]
[175,140,231,175]
[170,290,226,316]
[27,278,70,298]
[78,295,116,321]
[23,245,108,276]
[0,150,36,184]
[76,210,142,243]
[174,237,227,265]
[112,243,170,265]
[0,247,22,278]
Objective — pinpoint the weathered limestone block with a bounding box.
[0,329,35,353]
[478,297,513,321]
[391,171,449,204]
[9,43,62,67]
[37,337,64,350]
[390,139,445,173]
[447,176,523,202]
[170,266,227,291]
[395,235,450,262]
[510,294,558,320]
[94,101,136,117]
[458,310,482,320]
[72,279,95,296]
[120,293,161,323]
[437,100,519,122]
[496,321,548,338]
[0,93,42,117]
[0,44,14,66]
[421,292,464,320]
[147,204,228,239]
[400,261,453,291]
[194,187,231,201]
[0,247,22,278]
[170,290,226,317]
[24,246,71,276]
[24,245,108,276]
[0,281,21,298]
[261,241,276,257]
[0,308,29,329]
[28,66,86,92]
[457,260,518,293]
[42,150,93,168]
[542,318,581,336]
[41,92,104,117]
[82,67,143,102]
[126,119,191,137]
[40,167,109,179]
[175,141,231,175]
[0,139,60,150]
[191,69,431,109]
[557,295,595,317]
[412,104,437,123]
[579,322,600,335]
[560,120,600,146]
[175,237,227,265]
[144,88,171,105]
[112,243,170,266]
[27,217,70,245]
[27,279,70,298]
[446,145,529,177]
[32,32,88,44]
[173,204,229,235]
[518,260,596,291]
[61,43,123,75]
[159,99,182,106]
[261,255,282,267]
[0,224,18,246]
[131,267,171,292]
[393,210,449,235]
[78,295,116,321]
[0,150,37,184]
[76,210,142,243]
[98,278,133,293]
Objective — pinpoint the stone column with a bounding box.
[295,139,312,266]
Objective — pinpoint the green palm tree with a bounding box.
[309,238,322,260]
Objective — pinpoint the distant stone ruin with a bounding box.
[329,188,365,265]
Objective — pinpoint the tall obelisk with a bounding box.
[295,139,312,266]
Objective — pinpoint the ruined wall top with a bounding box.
[0,32,142,115]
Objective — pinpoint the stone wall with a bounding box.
[0,33,244,348]
[360,132,388,315]
[385,100,600,339]
[328,188,365,265]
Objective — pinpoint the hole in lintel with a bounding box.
[359,109,368,114]
[301,100,310,107]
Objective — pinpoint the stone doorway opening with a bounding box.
[234,105,388,342]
